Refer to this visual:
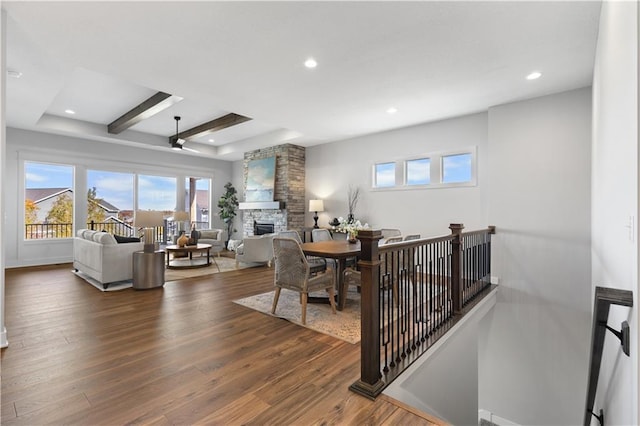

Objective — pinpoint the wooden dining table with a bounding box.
[300,239,361,311]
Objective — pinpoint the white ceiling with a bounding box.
[3,1,601,161]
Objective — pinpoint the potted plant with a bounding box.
[217,182,239,247]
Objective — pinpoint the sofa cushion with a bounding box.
[199,229,219,240]
[114,235,142,244]
[93,232,118,245]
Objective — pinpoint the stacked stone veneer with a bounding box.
[241,144,305,236]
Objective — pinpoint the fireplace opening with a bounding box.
[254,220,275,235]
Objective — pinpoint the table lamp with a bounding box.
[134,210,164,253]
[309,199,324,229]
[173,210,190,233]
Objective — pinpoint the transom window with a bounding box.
[372,147,476,190]
[406,158,431,186]
[374,162,396,188]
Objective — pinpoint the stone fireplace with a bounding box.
[239,144,305,236]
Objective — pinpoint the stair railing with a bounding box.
[350,223,495,399]
[584,286,633,426]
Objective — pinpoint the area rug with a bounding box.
[233,288,362,344]
[165,255,250,281]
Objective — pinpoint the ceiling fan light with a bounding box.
[170,116,186,151]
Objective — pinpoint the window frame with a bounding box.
[371,146,477,191]
[23,160,76,240]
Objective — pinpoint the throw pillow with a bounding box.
[94,232,118,245]
[114,235,141,244]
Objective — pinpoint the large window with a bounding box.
[87,170,134,235]
[23,163,213,241]
[24,161,74,239]
[372,147,476,190]
[137,174,177,213]
[185,177,211,228]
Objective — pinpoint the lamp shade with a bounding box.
[134,210,164,228]
[173,211,190,221]
[309,199,324,212]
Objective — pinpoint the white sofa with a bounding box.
[235,234,275,267]
[73,229,144,289]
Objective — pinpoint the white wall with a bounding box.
[480,88,592,425]
[1,9,8,348]
[591,1,639,424]
[306,112,488,238]
[5,127,233,267]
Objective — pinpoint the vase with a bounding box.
[177,231,189,247]
[348,231,358,243]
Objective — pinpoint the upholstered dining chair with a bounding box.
[278,230,327,274]
[377,235,406,306]
[311,228,332,242]
[310,228,339,271]
[272,237,337,325]
[380,228,402,245]
[383,236,403,244]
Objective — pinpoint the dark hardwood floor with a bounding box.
[1,263,436,425]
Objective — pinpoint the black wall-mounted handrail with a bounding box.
[584,286,633,426]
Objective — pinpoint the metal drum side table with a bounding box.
[133,250,165,290]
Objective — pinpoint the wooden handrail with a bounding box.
[584,286,633,426]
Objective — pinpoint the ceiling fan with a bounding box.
[170,116,199,153]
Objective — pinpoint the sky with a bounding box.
[26,162,209,212]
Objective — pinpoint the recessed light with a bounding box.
[304,58,317,69]
[7,70,22,79]
[387,107,398,114]
[208,138,215,143]
[64,109,76,115]
[526,71,542,80]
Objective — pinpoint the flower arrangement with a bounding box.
[335,216,369,241]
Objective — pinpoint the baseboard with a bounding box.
[380,394,448,425]
[0,326,8,348]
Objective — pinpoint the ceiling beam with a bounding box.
[170,113,252,143]
[108,91,182,134]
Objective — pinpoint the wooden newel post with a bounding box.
[449,223,464,314]
[349,229,384,399]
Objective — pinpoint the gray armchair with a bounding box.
[197,228,228,256]
[272,237,336,325]
[235,234,275,267]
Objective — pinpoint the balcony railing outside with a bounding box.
[350,223,495,399]
[24,223,74,239]
[24,220,210,242]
